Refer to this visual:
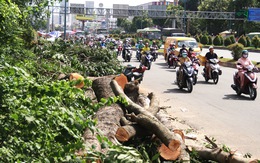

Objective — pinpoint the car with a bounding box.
[163,36,201,60]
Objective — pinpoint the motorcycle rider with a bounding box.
[179,44,188,57]
[122,40,131,60]
[234,50,254,89]
[141,42,150,64]
[136,40,145,61]
[204,46,218,78]
[188,47,194,59]
[150,40,159,59]
[177,52,191,82]
[167,42,176,66]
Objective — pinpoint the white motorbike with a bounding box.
[203,58,222,84]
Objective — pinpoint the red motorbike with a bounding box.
[117,44,123,56]
[168,51,178,69]
[231,63,260,100]
[190,53,200,85]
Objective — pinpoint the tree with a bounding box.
[178,0,200,11]
[0,0,23,47]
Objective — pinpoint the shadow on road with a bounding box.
[163,87,193,94]
[223,94,252,101]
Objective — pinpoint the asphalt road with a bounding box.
[121,49,260,158]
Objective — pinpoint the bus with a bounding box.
[161,28,185,42]
[136,27,162,40]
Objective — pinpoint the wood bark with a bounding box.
[115,91,160,142]
[82,77,124,153]
[190,146,258,163]
[110,79,189,161]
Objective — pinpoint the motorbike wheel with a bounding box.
[213,72,219,84]
[193,74,197,85]
[147,62,151,70]
[249,85,257,100]
[172,61,177,69]
[186,78,193,93]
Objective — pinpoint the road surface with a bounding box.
[121,48,260,158]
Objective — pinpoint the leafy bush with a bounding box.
[213,35,222,46]
[220,36,224,45]
[228,43,244,60]
[0,63,95,162]
[229,35,236,44]
[246,36,251,47]
[208,35,213,45]
[251,35,260,49]
[200,34,209,45]
[195,35,200,43]
[238,35,247,47]
[224,37,232,46]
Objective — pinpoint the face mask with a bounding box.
[182,53,187,58]
[243,54,248,58]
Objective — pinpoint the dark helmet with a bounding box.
[182,44,186,48]
[242,50,248,58]
[189,47,194,52]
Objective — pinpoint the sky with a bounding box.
[70,0,155,8]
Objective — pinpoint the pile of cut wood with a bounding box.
[82,74,258,163]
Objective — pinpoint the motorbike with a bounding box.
[122,46,132,62]
[136,49,142,62]
[123,65,146,84]
[142,51,153,70]
[202,58,222,84]
[168,52,178,69]
[231,63,260,100]
[176,61,194,93]
[150,47,158,62]
[190,55,200,85]
[117,44,123,56]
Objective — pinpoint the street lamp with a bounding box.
[64,0,67,39]
[183,0,187,34]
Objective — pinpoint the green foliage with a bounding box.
[251,35,260,49]
[246,36,251,47]
[229,35,236,44]
[224,37,232,46]
[0,63,96,162]
[213,35,222,46]
[195,35,201,43]
[208,35,213,45]
[32,40,124,78]
[228,43,244,61]
[201,34,209,45]
[238,35,247,47]
[0,0,24,48]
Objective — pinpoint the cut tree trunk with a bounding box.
[115,91,160,142]
[110,79,188,161]
[82,77,125,153]
[190,146,258,163]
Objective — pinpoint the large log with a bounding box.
[115,90,160,142]
[82,77,125,153]
[110,79,188,161]
[190,146,258,163]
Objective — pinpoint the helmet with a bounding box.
[145,42,149,46]
[189,47,194,52]
[182,52,188,58]
[242,50,248,58]
[182,44,186,48]
[170,42,175,46]
[209,46,214,50]
[153,40,156,44]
